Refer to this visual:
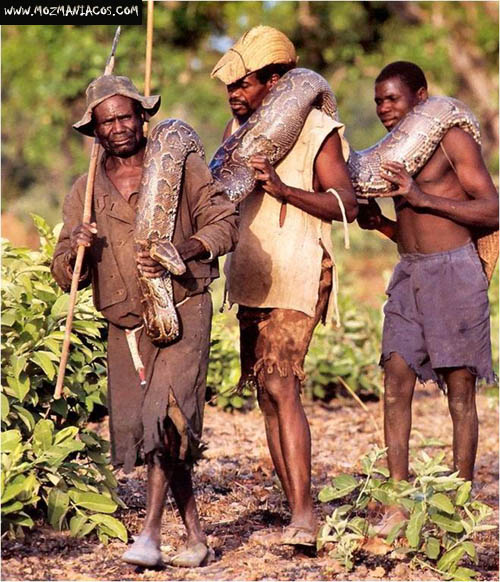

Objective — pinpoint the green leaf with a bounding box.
[455,481,472,506]
[68,490,117,514]
[1,500,24,515]
[89,514,128,542]
[1,393,10,422]
[12,405,35,432]
[1,429,22,452]
[332,474,359,496]
[47,489,69,530]
[451,567,477,581]
[31,351,56,381]
[462,541,476,560]
[53,426,79,445]
[406,509,425,548]
[2,474,27,504]
[436,545,466,572]
[50,294,70,318]
[44,440,85,466]
[70,513,89,537]
[429,492,455,515]
[430,513,464,533]
[425,536,441,560]
[33,419,54,452]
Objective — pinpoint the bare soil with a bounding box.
[2,387,498,581]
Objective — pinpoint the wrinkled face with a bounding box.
[92,95,144,157]
[374,77,424,132]
[226,73,272,122]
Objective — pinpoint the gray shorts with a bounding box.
[381,241,495,390]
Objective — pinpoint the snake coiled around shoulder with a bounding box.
[135,118,205,343]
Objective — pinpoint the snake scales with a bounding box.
[135,118,204,343]
[136,68,496,343]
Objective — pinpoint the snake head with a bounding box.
[149,239,187,276]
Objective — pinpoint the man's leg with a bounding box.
[383,352,417,481]
[374,353,416,536]
[122,454,168,566]
[441,367,478,482]
[258,369,316,537]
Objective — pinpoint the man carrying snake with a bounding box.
[52,75,238,567]
[357,61,498,533]
[211,26,358,546]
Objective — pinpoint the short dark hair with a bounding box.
[255,62,295,84]
[375,61,428,94]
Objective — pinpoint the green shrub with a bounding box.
[1,215,126,543]
[318,447,495,580]
[305,291,383,401]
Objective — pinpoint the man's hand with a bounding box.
[380,161,425,207]
[357,199,384,230]
[70,222,97,258]
[136,250,167,279]
[249,154,287,200]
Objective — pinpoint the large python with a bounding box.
[135,118,204,343]
[137,68,496,343]
[209,67,497,280]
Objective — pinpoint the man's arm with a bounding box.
[380,128,499,228]
[357,199,398,242]
[249,130,358,223]
[184,152,239,260]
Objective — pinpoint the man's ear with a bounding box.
[416,87,428,103]
[267,73,281,89]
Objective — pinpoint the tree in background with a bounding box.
[2,1,498,235]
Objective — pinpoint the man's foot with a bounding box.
[372,506,408,538]
[165,542,215,568]
[249,527,284,546]
[280,524,316,547]
[122,534,163,568]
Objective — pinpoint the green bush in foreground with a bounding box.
[318,447,495,581]
[1,215,126,543]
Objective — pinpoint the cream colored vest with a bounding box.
[226,108,349,322]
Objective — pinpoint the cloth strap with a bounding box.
[327,188,350,249]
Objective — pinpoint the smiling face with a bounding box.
[92,95,145,157]
[226,72,273,123]
[374,76,426,132]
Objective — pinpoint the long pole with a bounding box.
[54,27,121,399]
[143,0,154,136]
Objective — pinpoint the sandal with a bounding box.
[280,525,316,547]
[165,542,215,568]
[122,535,163,568]
[249,528,284,546]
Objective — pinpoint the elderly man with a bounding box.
[211,26,358,546]
[357,61,498,533]
[52,75,238,567]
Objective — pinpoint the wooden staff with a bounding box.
[54,26,121,399]
[143,0,154,136]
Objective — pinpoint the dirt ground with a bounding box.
[2,386,498,582]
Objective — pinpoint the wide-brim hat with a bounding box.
[73,75,161,136]
[211,25,297,85]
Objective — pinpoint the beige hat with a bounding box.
[73,75,161,136]
[211,25,297,85]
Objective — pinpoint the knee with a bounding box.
[448,391,476,419]
[258,371,298,407]
[384,375,413,408]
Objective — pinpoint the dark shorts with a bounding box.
[381,241,495,391]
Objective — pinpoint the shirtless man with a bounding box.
[357,61,498,531]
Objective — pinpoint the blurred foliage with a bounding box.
[2,1,498,231]
[1,216,126,543]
